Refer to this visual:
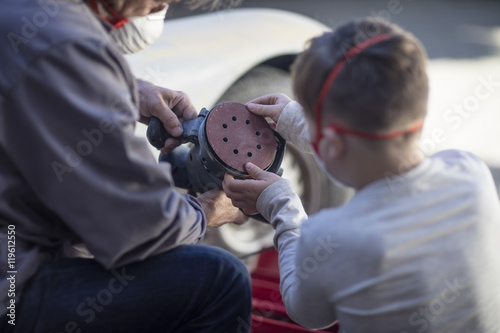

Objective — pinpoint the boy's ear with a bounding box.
[321,127,344,161]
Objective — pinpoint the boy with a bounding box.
[223,18,500,332]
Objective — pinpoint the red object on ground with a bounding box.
[250,248,339,333]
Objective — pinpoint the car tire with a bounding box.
[203,65,352,262]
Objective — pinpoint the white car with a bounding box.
[126,8,351,257]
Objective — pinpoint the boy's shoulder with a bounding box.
[384,149,492,195]
[429,149,494,193]
[431,149,488,170]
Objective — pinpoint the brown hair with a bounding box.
[292,18,429,134]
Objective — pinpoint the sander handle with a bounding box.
[146,109,209,149]
[146,117,176,149]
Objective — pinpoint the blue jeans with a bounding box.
[3,245,252,333]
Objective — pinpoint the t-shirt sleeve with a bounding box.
[3,38,205,269]
[276,101,313,154]
[257,179,339,329]
[281,215,339,330]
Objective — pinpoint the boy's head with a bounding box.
[291,18,429,188]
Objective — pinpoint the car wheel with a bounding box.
[203,65,352,262]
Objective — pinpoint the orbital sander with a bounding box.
[147,102,286,198]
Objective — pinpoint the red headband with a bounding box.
[312,33,424,153]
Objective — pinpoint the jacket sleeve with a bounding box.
[3,38,205,269]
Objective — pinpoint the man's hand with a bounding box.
[137,79,198,153]
[223,162,282,215]
[246,93,293,125]
[197,189,248,228]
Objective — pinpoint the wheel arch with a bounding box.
[215,53,297,102]
[260,54,297,73]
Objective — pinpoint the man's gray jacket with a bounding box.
[0,0,206,316]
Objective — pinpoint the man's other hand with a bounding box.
[197,189,249,228]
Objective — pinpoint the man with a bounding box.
[0,0,251,332]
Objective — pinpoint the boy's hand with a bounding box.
[223,162,282,215]
[246,93,292,124]
[197,189,248,227]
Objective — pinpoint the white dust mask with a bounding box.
[313,153,351,189]
[111,6,167,54]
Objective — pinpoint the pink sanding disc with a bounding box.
[205,102,277,173]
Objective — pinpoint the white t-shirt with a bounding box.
[257,102,500,332]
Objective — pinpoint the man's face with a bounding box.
[118,0,180,17]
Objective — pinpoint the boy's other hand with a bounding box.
[197,189,248,228]
[246,93,292,124]
[223,162,282,215]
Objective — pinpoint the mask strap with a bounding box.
[312,34,423,153]
[87,0,129,28]
[326,121,423,140]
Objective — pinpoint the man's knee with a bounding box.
[197,245,250,282]
[161,245,250,285]
[192,245,251,302]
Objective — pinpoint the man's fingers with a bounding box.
[233,211,249,225]
[167,90,198,121]
[154,89,197,137]
[158,108,183,138]
[163,137,182,152]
